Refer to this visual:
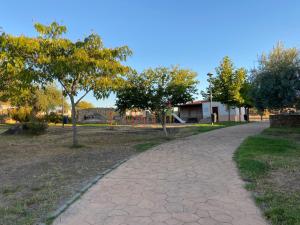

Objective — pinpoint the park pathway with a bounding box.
[54,122,269,225]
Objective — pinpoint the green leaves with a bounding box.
[34,22,67,39]
[116,66,198,114]
[206,56,247,107]
[250,43,300,110]
[1,21,132,145]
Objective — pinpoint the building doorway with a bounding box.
[212,107,219,122]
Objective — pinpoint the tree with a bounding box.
[36,84,69,114]
[34,22,132,146]
[76,100,94,110]
[1,22,131,146]
[0,30,46,119]
[0,30,40,104]
[239,78,254,121]
[233,67,247,121]
[203,56,245,121]
[116,66,198,136]
[250,43,300,111]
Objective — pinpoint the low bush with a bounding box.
[22,122,48,135]
[9,107,31,122]
[44,112,62,124]
[0,114,8,122]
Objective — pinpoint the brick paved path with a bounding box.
[54,122,269,225]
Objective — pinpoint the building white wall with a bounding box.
[202,102,245,122]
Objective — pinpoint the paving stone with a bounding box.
[53,122,269,225]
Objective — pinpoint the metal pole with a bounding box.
[207,73,213,125]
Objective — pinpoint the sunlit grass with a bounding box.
[234,127,300,225]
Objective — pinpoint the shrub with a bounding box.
[44,112,62,123]
[22,122,48,135]
[9,107,31,122]
[0,114,8,123]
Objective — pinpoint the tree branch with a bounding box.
[75,89,91,106]
[58,80,68,94]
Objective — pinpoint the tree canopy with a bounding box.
[250,43,300,111]
[76,101,94,110]
[202,56,247,120]
[116,66,198,135]
[0,22,132,146]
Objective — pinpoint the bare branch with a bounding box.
[75,89,91,106]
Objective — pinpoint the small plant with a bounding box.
[9,107,31,122]
[0,114,8,123]
[44,112,62,124]
[23,122,48,135]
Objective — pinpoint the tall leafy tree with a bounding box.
[116,66,198,136]
[34,22,132,146]
[250,43,300,111]
[204,56,245,121]
[233,67,247,120]
[1,22,131,146]
[0,30,46,119]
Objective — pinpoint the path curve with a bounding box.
[54,122,269,225]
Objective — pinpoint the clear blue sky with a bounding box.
[1,0,300,107]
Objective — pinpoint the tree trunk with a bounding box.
[161,111,168,136]
[70,96,78,146]
[227,105,231,121]
[30,93,39,122]
[247,107,250,122]
[239,107,241,122]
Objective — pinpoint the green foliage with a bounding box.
[0,31,46,103]
[22,122,48,135]
[44,112,62,123]
[36,84,69,114]
[34,22,132,146]
[240,79,253,108]
[202,57,248,117]
[250,43,300,110]
[34,22,66,39]
[202,56,248,120]
[9,107,31,122]
[1,21,132,146]
[213,56,236,105]
[76,101,94,110]
[116,66,198,135]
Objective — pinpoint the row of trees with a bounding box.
[0,22,198,145]
[2,22,298,145]
[202,43,300,120]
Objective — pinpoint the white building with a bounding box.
[178,100,246,123]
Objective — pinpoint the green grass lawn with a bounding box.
[234,127,300,225]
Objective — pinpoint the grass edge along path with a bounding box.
[234,127,300,225]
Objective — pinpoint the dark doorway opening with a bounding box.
[212,107,219,122]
